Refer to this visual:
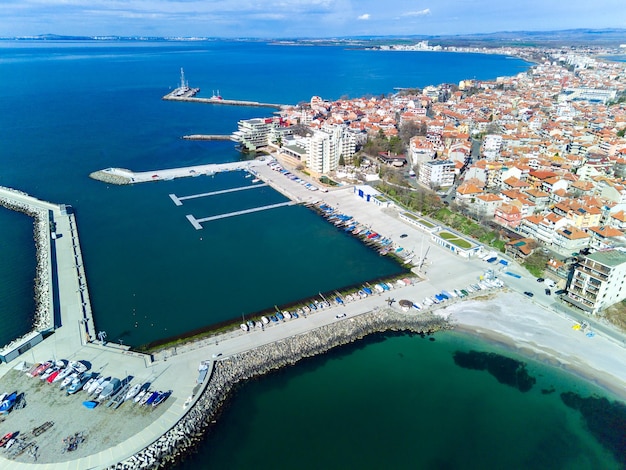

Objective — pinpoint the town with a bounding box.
[231,44,626,324]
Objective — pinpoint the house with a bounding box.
[588,226,626,251]
[553,226,591,252]
[505,237,536,260]
[494,203,522,228]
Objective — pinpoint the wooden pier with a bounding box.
[169,183,268,206]
[186,201,294,230]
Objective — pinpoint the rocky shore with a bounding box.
[110,307,449,469]
[89,169,132,185]
[0,191,52,339]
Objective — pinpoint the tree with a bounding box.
[338,154,345,166]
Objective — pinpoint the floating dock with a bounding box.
[169,183,268,206]
[186,201,294,230]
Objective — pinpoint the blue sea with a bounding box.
[1,40,623,468]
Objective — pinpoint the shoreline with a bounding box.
[442,291,626,402]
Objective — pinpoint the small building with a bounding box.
[353,185,390,207]
[505,237,536,260]
[0,331,44,363]
[430,229,480,258]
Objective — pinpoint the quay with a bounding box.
[186,201,294,229]
[89,158,269,185]
[181,134,232,141]
[0,186,96,359]
[162,94,286,110]
[169,183,268,206]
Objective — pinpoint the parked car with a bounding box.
[545,288,551,295]
[524,291,534,297]
[536,278,544,283]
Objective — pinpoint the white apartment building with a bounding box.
[565,249,626,314]
[307,126,356,174]
[419,160,455,188]
[231,117,276,152]
[482,134,503,161]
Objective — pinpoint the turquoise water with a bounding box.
[176,331,623,470]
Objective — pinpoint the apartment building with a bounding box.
[565,249,626,314]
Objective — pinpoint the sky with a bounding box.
[0,0,624,38]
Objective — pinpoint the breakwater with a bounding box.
[182,134,232,141]
[110,307,449,469]
[0,189,52,338]
[162,95,286,109]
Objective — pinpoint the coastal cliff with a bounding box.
[111,307,449,469]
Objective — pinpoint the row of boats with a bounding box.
[239,279,413,331]
[22,359,171,409]
[315,203,415,263]
[406,278,505,312]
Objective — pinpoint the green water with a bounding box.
[176,331,622,470]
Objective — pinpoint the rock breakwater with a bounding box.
[0,192,52,339]
[89,169,132,185]
[110,307,449,469]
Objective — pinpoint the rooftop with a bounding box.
[585,249,626,267]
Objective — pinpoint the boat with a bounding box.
[93,378,111,397]
[0,392,17,414]
[53,365,75,383]
[261,316,269,325]
[81,375,98,392]
[68,372,96,395]
[98,378,121,401]
[25,363,41,376]
[82,401,98,409]
[240,323,249,332]
[134,389,149,404]
[59,372,79,390]
[87,376,107,395]
[152,390,172,408]
[143,391,160,406]
[0,432,14,447]
[30,361,52,378]
[292,311,299,319]
[276,312,284,321]
[283,311,291,320]
[139,390,154,405]
[46,369,61,384]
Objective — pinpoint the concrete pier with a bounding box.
[90,159,268,185]
[0,186,95,355]
[169,183,268,206]
[182,134,232,141]
[187,201,294,229]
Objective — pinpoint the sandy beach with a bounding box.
[439,291,626,400]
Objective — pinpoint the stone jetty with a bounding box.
[0,188,52,334]
[110,307,448,469]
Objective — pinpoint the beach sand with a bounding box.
[438,290,626,400]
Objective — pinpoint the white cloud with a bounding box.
[402,8,431,17]
[357,13,370,21]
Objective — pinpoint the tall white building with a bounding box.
[564,249,626,314]
[418,160,455,188]
[231,118,276,152]
[307,126,356,174]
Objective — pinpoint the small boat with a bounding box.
[46,369,61,383]
[31,361,52,378]
[139,390,153,405]
[25,363,41,376]
[276,312,284,321]
[261,316,270,325]
[134,389,149,404]
[59,372,79,390]
[131,383,150,402]
[53,366,74,383]
[283,311,291,320]
[125,384,142,401]
[240,323,248,332]
[292,311,299,319]
[0,432,14,447]
[143,391,159,406]
[93,378,111,397]
[87,376,107,395]
[0,392,17,414]
[82,401,98,409]
[98,378,121,401]
[81,375,98,392]
[68,372,96,395]
[152,390,172,408]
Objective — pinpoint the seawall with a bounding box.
[110,307,449,469]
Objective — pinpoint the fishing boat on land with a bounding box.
[98,378,121,401]
[144,391,160,406]
[30,361,51,378]
[82,401,98,409]
[0,392,17,414]
[92,378,111,397]
[240,323,248,332]
[152,390,172,408]
[86,376,107,394]
[0,432,14,447]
